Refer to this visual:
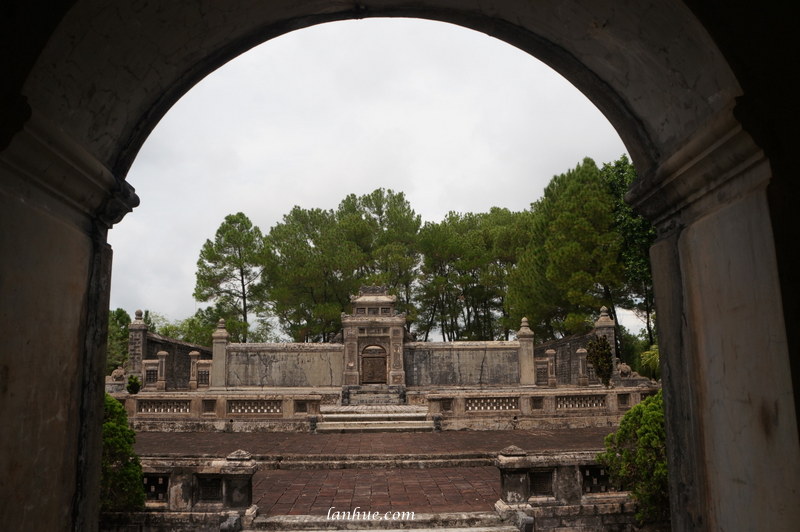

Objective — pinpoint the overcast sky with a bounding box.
[108,18,637,331]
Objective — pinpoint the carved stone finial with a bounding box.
[135,309,143,320]
[594,306,615,327]
[226,449,253,461]
[498,445,527,457]
[217,318,226,328]
[517,317,534,338]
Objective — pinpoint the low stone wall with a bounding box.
[427,386,658,430]
[495,447,646,531]
[404,341,521,386]
[226,343,344,387]
[122,392,324,432]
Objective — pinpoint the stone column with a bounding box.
[593,307,616,354]
[576,348,589,386]
[388,324,406,385]
[517,318,535,385]
[156,350,167,391]
[127,309,148,377]
[188,350,200,390]
[342,323,359,385]
[210,319,229,389]
[546,349,557,387]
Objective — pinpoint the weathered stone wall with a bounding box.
[534,334,596,385]
[226,344,345,387]
[403,342,520,386]
[143,333,211,391]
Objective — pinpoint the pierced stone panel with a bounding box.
[137,400,190,413]
[227,399,282,414]
[556,395,606,409]
[466,397,519,411]
[581,465,614,493]
[143,474,169,502]
[197,370,210,386]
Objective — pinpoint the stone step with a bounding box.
[322,412,428,422]
[349,398,404,405]
[315,420,435,433]
[250,511,514,530]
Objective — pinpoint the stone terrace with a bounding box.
[135,427,611,518]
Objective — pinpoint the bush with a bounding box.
[100,393,145,512]
[597,390,669,523]
[586,334,614,387]
[126,375,141,394]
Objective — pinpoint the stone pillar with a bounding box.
[188,350,200,390]
[546,349,557,387]
[210,319,229,389]
[156,351,167,391]
[342,324,359,385]
[388,325,406,385]
[517,318,536,385]
[496,446,530,504]
[127,309,148,377]
[594,306,616,355]
[576,348,589,386]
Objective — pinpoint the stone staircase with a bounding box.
[343,385,406,405]
[316,405,435,433]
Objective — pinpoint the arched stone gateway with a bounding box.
[0,2,797,530]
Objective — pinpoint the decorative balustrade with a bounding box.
[466,396,519,411]
[227,399,282,414]
[137,399,191,414]
[556,394,606,409]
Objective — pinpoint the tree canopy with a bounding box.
[193,212,266,342]
[137,157,656,358]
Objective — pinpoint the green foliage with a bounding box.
[194,212,266,342]
[106,308,131,374]
[639,344,660,380]
[601,155,657,345]
[126,375,141,394]
[586,334,614,387]
[100,393,145,512]
[598,390,669,523]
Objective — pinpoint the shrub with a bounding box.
[597,389,669,523]
[586,334,614,387]
[100,393,145,512]
[126,375,141,394]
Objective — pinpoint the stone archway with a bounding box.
[1,3,797,531]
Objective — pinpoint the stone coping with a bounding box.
[404,341,520,348]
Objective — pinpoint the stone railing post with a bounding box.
[517,317,535,385]
[210,319,230,389]
[546,349,557,387]
[577,347,589,386]
[496,445,530,504]
[156,350,167,391]
[127,309,148,377]
[188,350,200,390]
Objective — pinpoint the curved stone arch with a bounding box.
[22,1,739,182]
[1,3,797,532]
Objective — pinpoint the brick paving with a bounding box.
[253,466,500,516]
